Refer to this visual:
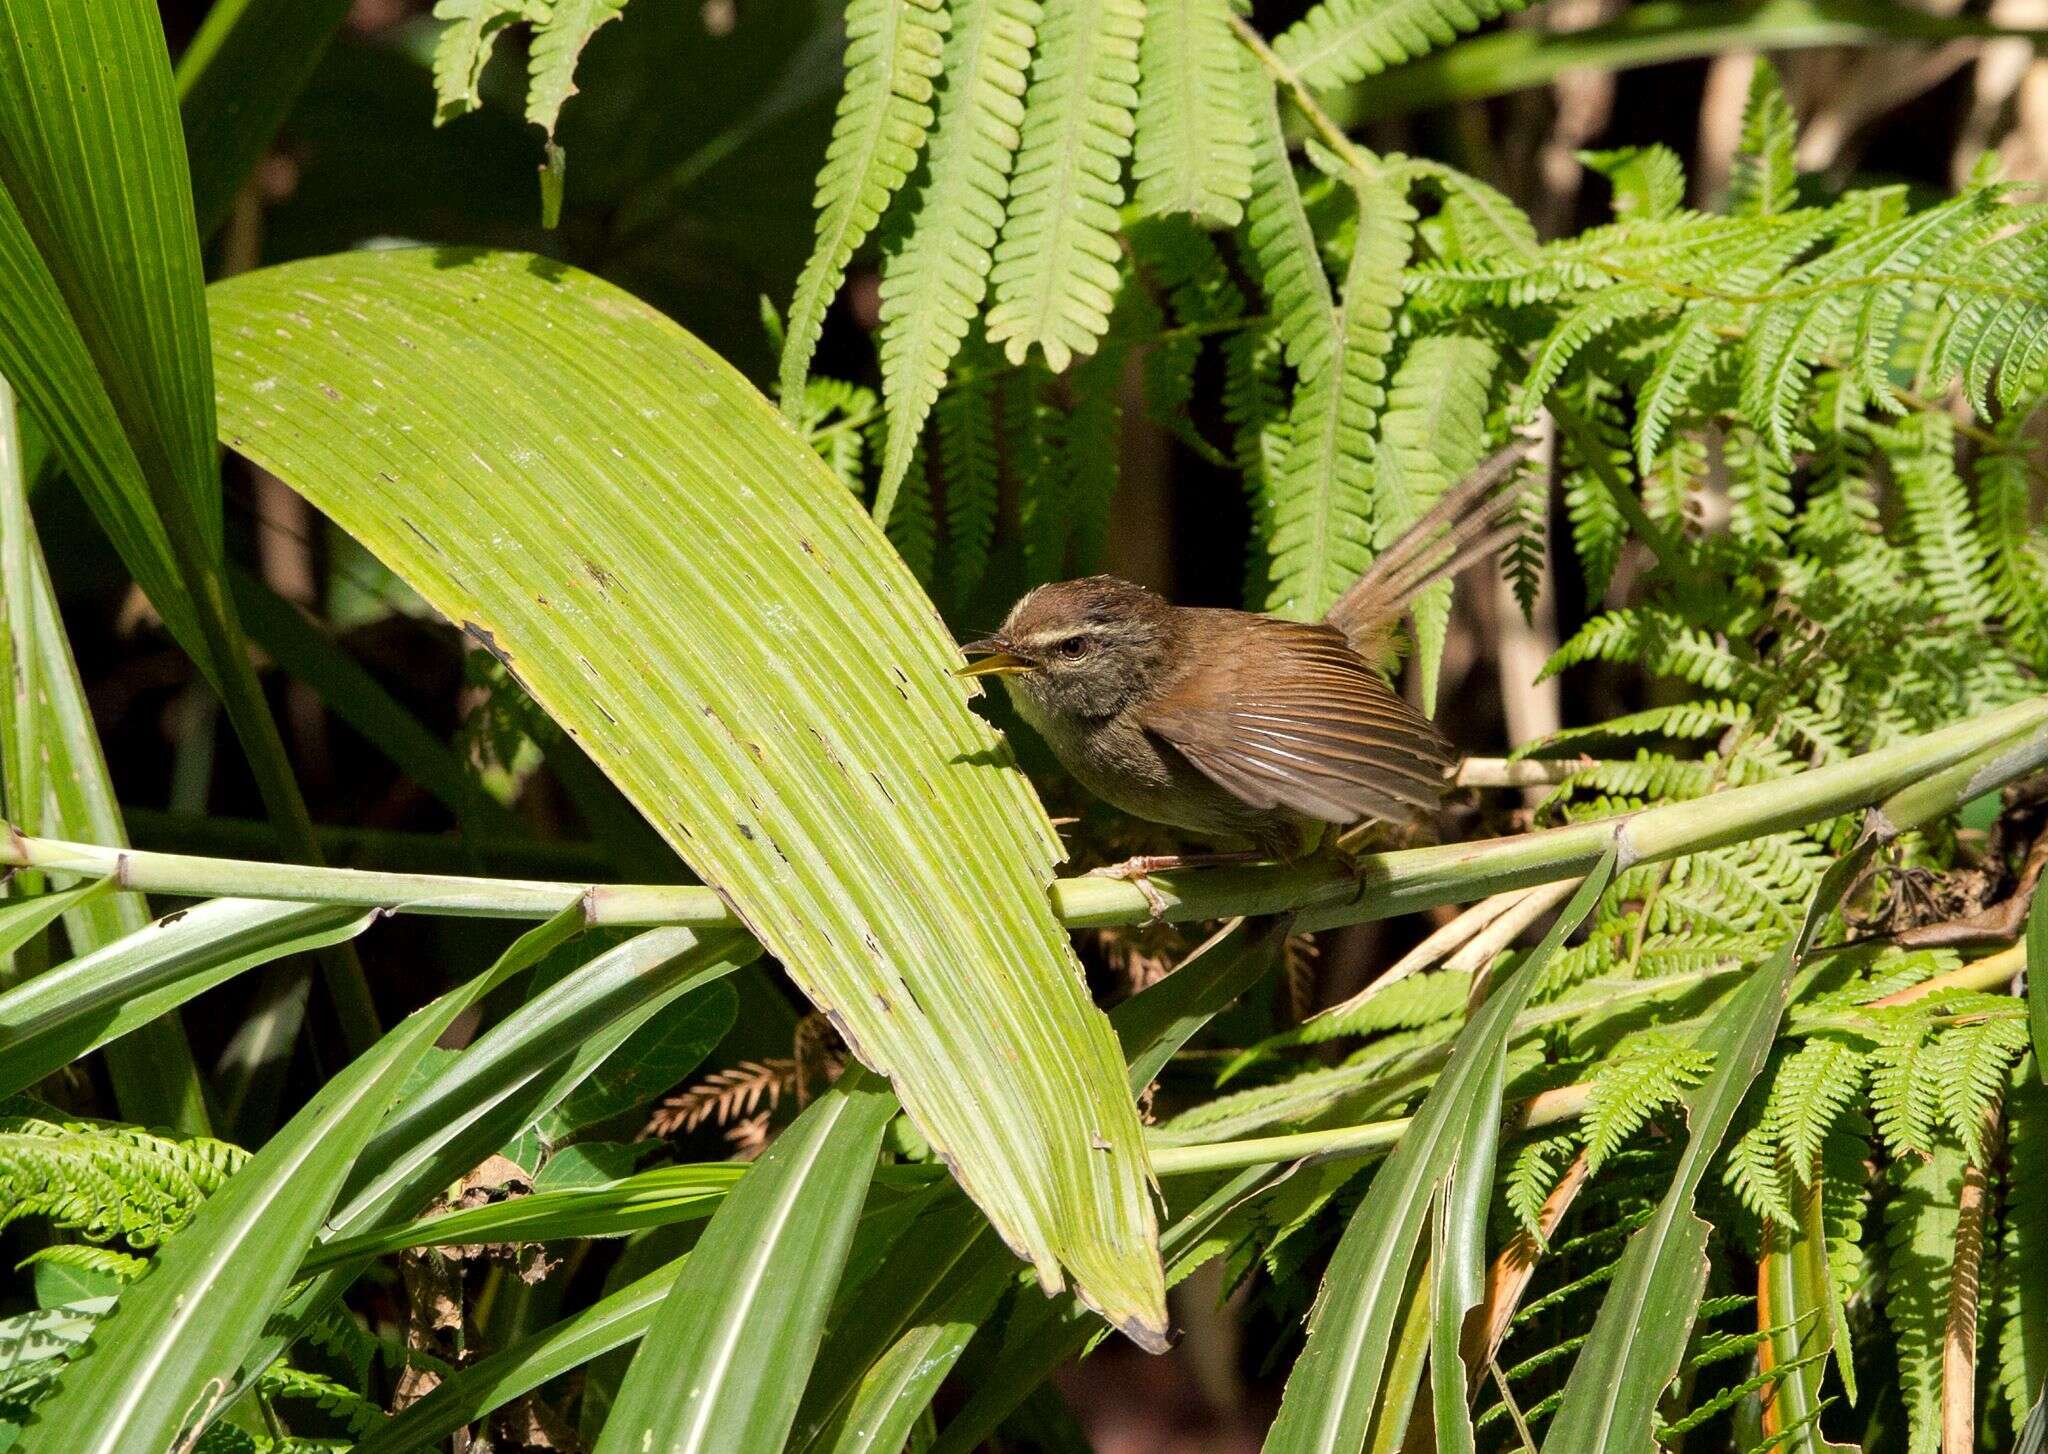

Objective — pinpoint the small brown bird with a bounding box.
[957,445,1531,885]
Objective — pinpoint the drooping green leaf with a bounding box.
[0,0,375,1055]
[209,247,1166,1341]
[593,1070,898,1454]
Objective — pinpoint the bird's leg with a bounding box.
[1086,852,1262,920]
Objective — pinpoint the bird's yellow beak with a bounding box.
[955,638,1033,678]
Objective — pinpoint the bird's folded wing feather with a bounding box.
[1139,619,1455,828]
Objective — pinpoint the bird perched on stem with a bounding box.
[957,444,1534,905]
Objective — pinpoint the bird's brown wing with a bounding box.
[1139,617,1455,829]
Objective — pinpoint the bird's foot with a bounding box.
[1086,852,1260,921]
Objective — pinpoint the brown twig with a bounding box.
[1943,1102,2006,1453]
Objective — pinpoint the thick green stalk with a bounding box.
[6,693,2042,930]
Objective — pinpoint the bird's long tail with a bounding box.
[1323,441,1535,656]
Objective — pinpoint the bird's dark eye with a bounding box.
[1057,636,1092,660]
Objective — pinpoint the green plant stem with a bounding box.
[1146,1081,1593,1176]
[1228,13,1373,172]
[4,694,2043,930]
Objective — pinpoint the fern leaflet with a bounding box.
[1132,0,1252,225]
[985,0,1145,371]
[780,0,949,412]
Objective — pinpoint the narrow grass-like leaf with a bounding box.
[0,0,376,1053]
[174,0,352,242]
[210,247,1166,1340]
[0,898,373,1099]
[1540,840,1878,1453]
[0,381,209,1130]
[593,1070,898,1454]
[22,905,585,1454]
[0,884,110,972]
[1756,1180,1856,1449]
[308,1164,751,1268]
[1264,844,1616,1454]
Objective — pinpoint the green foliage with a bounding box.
[0,1096,245,1248]
[430,0,625,134]
[781,0,949,412]
[1884,1142,1967,1454]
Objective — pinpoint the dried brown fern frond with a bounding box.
[644,1059,798,1139]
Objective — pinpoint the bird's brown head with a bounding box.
[957,576,1178,721]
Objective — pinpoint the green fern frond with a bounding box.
[1296,967,1472,1043]
[1401,157,1539,265]
[1724,425,1795,552]
[1132,0,1253,224]
[1581,146,1687,223]
[1241,75,1338,376]
[1372,331,1500,708]
[1879,412,1997,625]
[1768,1037,1865,1178]
[1883,1141,1966,1454]
[1223,323,1290,597]
[1271,0,1525,92]
[259,1365,381,1439]
[1727,58,1798,218]
[869,412,937,581]
[1520,284,1671,418]
[1870,1022,1943,1159]
[1504,1130,1581,1237]
[0,1099,246,1248]
[1130,216,1243,463]
[873,0,1039,513]
[1583,1032,1714,1172]
[1265,165,1415,619]
[1924,1009,2027,1161]
[804,377,880,493]
[781,0,949,410]
[1740,189,2007,456]
[985,0,1145,371]
[1976,405,2048,664]
[1008,363,1073,577]
[1556,382,1632,601]
[936,363,1000,607]
[523,0,627,135]
[1067,282,1149,571]
[1922,205,2048,413]
[1546,607,1761,695]
[16,1244,147,1284]
[429,0,548,125]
